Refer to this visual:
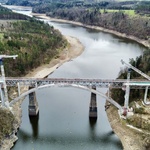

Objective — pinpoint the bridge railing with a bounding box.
[3,77,150,89]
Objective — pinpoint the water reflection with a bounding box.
[29,113,39,139]
[89,117,97,124]
[16,129,30,143]
[100,131,123,149]
[89,118,97,141]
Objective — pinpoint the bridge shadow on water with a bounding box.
[89,117,97,141]
[100,131,123,149]
[14,115,122,149]
[16,129,122,149]
[88,118,122,149]
[29,113,39,139]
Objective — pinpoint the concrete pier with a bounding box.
[89,86,97,119]
[28,87,39,116]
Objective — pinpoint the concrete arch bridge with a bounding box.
[0,56,149,118]
[9,82,122,117]
[1,77,150,119]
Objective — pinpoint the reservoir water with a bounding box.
[7,6,147,150]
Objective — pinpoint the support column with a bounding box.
[0,59,9,107]
[124,68,131,109]
[89,86,97,119]
[0,84,4,106]
[144,86,150,105]
[28,86,39,116]
[17,82,21,96]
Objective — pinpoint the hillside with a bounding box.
[0,6,67,77]
[31,1,150,46]
[0,5,30,19]
[0,19,67,77]
[110,52,150,150]
[0,5,68,146]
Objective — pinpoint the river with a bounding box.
[4,6,147,150]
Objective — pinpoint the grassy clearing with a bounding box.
[0,33,4,41]
[100,9,149,18]
[100,9,135,16]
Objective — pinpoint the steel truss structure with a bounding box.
[4,77,150,89]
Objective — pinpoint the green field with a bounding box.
[0,33,4,41]
[100,9,135,16]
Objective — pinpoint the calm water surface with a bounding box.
[8,7,147,150]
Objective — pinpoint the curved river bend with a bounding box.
[8,7,147,150]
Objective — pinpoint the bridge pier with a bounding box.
[28,87,39,116]
[0,84,5,106]
[89,86,97,120]
[144,86,150,105]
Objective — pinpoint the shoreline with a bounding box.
[31,13,150,48]
[106,105,144,150]
[25,35,84,78]
[0,35,84,150]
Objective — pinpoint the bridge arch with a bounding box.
[9,83,122,110]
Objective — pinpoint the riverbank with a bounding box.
[31,13,150,48]
[106,105,145,150]
[0,35,84,150]
[25,35,84,78]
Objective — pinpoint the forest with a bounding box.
[0,19,67,77]
[31,1,150,42]
[0,5,29,19]
[0,7,67,77]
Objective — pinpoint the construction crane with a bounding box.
[121,59,150,105]
[121,59,150,80]
[0,55,18,107]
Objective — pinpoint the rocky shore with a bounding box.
[106,105,145,150]
[0,35,84,150]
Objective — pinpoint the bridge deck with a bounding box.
[3,77,150,89]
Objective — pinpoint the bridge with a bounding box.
[0,55,150,119]
[4,77,150,88]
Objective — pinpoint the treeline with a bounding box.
[42,7,149,41]
[135,1,150,15]
[0,13,30,20]
[32,1,137,12]
[31,1,150,41]
[6,0,150,15]
[0,5,30,20]
[6,0,39,6]
[0,18,67,77]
